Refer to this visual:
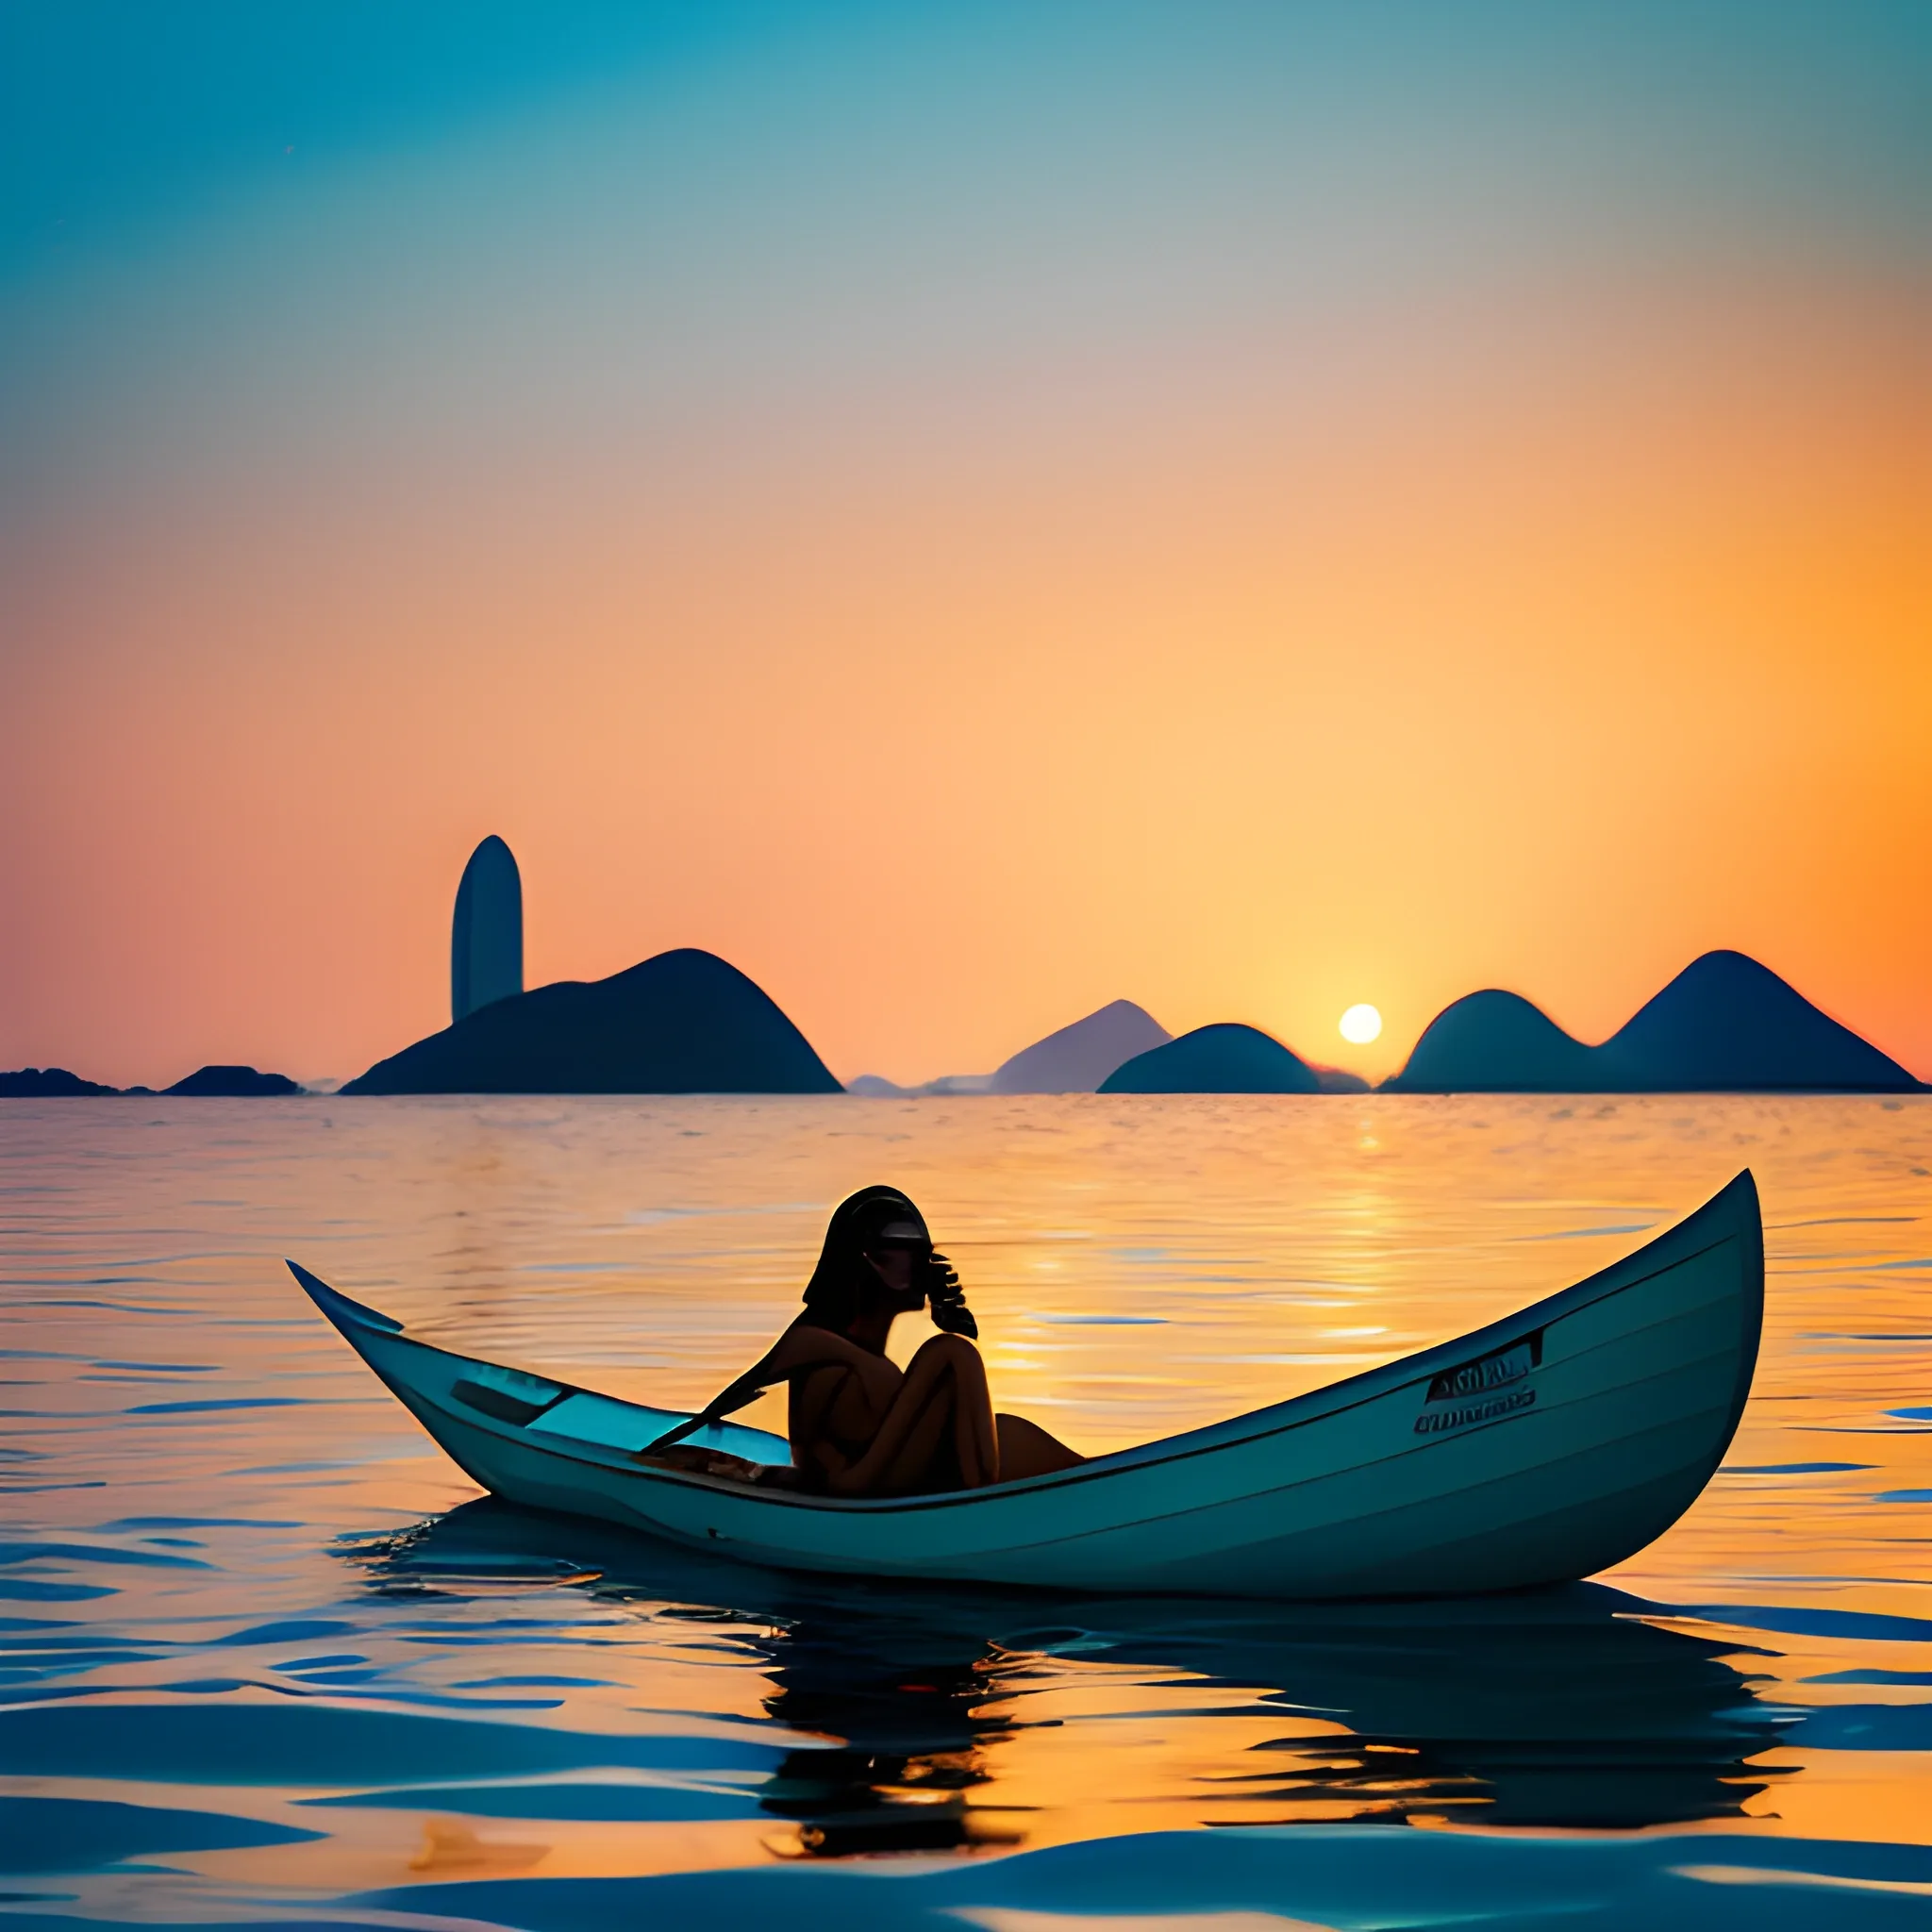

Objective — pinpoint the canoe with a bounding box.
[291,1169,1762,1599]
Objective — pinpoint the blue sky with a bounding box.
[3,2,1929,1085]
[8,2,1932,291]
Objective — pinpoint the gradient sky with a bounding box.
[4,2,1929,1087]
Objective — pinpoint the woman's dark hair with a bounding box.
[801,1186,930,1334]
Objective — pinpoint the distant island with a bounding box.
[0,1067,129,1097]
[1386,951,1922,1093]
[0,1064,300,1097]
[8,947,1916,1104]
[165,1065,303,1096]
[847,1073,993,1097]
[1309,1065,1372,1093]
[991,999,1172,1093]
[848,997,1172,1097]
[1100,1023,1323,1094]
[342,947,842,1094]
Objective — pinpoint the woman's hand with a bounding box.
[924,1251,977,1340]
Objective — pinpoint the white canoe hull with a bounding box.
[291,1170,1762,1599]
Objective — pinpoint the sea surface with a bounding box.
[3,1093,1930,1930]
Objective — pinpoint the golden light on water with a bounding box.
[7,1094,1932,1905]
[1340,1004,1383,1045]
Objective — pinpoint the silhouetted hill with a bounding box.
[991,1000,1172,1093]
[1596,951,1919,1091]
[165,1065,304,1097]
[0,1067,121,1096]
[1387,952,1921,1092]
[343,948,842,1095]
[1099,1023,1322,1094]
[845,1073,992,1096]
[1311,1065,1373,1093]
[1382,991,1597,1093]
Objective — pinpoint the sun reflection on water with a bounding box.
[2,1093,1930,1923]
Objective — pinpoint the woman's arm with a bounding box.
[703,1323,897,1417]
[789,1361,857,1482]
[643,1323,896,1453]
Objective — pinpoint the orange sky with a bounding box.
[3,10,1929,1086]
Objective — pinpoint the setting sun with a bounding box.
[1340,1004,1383,1045]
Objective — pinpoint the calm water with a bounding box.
[4,1093,1931,1929]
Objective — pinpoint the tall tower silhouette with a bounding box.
[451,835,524,1024]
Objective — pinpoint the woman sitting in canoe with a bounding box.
[662,1187,1084,1495]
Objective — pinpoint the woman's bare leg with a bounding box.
[995,1413,1085,1478]
[939,1335,999,1486]
[830,1334,999,1494]
[868,1384,957,1494]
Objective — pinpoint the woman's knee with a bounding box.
[912,1331,983,1374]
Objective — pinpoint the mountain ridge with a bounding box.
[991,999,1172,1094]
[1386,951,1919,1093]
[1100,1023,1323,1094]
[0,1064,299,1097]
[342,947,841,1094]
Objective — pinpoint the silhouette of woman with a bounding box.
[668,1187,1084,1495]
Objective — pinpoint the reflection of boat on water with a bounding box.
[348,1498,1791,1850]
[756,1628,1005,1857]
[1068,1591,1789,1831]
[295,1172,1763,1598]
